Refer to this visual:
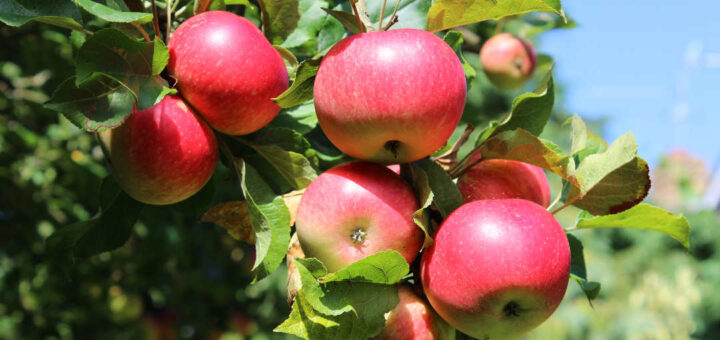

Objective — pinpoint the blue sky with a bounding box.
[540,1,720,169]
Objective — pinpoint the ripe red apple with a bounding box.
[313,29,466,164]
[421,199,570,340]
[457,152,551,207]
[375,285,456,340]
[295,161,422,272]
[168,11,288,135]
[100,95,217,205]
[480,33,537,89]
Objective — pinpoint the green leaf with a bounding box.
[248,143,318,190]
[321,7,362,34]
[272,58,322,108]
[238,160,292,282]
[576,130,608,164]
[281,0,333,49]
[480,129,578,186]
[410,167,434,248]
[568,132,651,215]
[427,0,565,32]
[319,250,409,284]
[442,30,476,83]
[362,0,432,30]
[261,0,301,44]
[0,0,84,31]
[278,254,406,339]
[76,0,152,24]
[565,114,587,156]
[413,158,462,218]
[275,291,361,339]
[494,68,555,137]
[44,74,135,132]
[46,176,144,272]
[576,203,691,249]
[269,101,318,135]
[567,234,601,304]
[75,28,171,110]
[274,45,298,67]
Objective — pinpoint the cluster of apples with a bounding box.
[294,24,567,340]
[100,11,289,205]
[100,8,565,339]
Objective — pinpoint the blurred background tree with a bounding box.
[1,1,717,339]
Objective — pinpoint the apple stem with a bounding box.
[378,0,387,31]
[495,17,508,35]
[381,0,402,31]
[432,124,474,171]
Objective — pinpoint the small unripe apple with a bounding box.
[168,11,288,135]
[295,161,422,272]
[100,95,217,205]
[314,29,466,164]
[421,199,570,340]
[375,285,456,340]
[457,152,551,207]
[480,33,536,89]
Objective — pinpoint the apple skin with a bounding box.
[295,161,422,272]
[100,95,217,205]
[168,11,288,135]
[421,199,570,340]
[480,33,537,90]
[313,29,466,164]
[457,152,551,207]
[375,285,456,340]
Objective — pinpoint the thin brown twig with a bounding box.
[131,22,151,42]
[382,0,402,30]
[150,0,163,41]
[349,0,366,33]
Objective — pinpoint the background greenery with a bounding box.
[1,1,717,339]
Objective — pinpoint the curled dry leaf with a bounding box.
[200,189,305,244]
[286,233,305,306]
[200,201,256,244]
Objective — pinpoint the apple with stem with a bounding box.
[295,161,422,272]
[375,285,456,340]
[421,199,570,340]
[168,11,288,135]
[457,152,551,207]
[100,95,217,205]
[480,33,537,90]
[313,29,466,164]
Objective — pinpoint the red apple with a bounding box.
[295,161,422,272]
[313,29,466,164]
[421,199,570,340]
[100,95,217,205]
[375,285,456,340]
[168,11,288,135]
[457,152,551,207]
[480,33,537,89]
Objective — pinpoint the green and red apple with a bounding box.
[100,95,217,205]
[314,29,467,164]
[168,11,288,135]
[421,199,570,340]
[295,161,423,272]
[480,33,537,89]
